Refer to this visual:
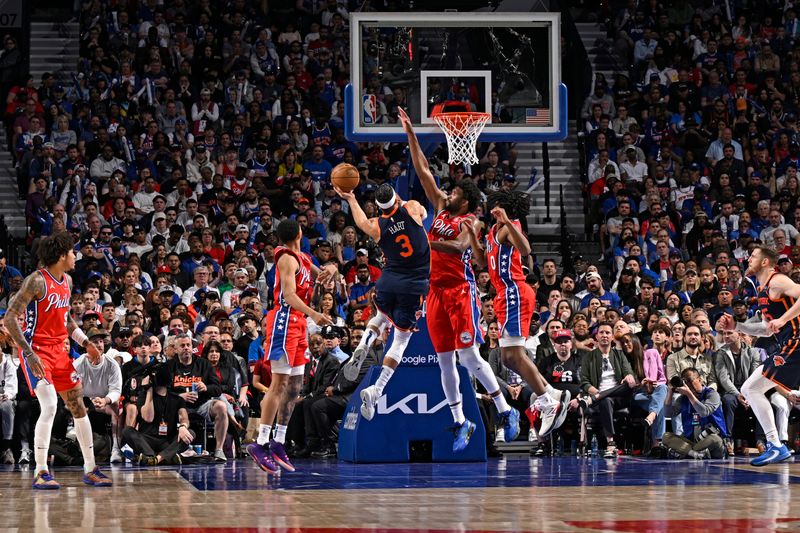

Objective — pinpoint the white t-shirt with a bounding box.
[599,356,617,392]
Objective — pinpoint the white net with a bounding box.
[432,112,491,165]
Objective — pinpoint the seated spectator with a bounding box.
[620,334,667,449]
[122,364,195,466]
[0,349,16,464]
[579,323,637,457]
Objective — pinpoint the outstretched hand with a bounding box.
[397,107,414,134]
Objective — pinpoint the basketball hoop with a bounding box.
[432,111,491,166]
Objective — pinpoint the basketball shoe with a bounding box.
[360,385,379,421]
[498,408,521,442]
[247,443,280,474]
[343,345,369,381]
[751,442,792,467]
[452,419,476,452]
[532,389,570,438]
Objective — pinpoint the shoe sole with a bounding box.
[751,452,792,467]
[271,453,296,472]
[82,478,112,487]
[539,390,572,439]
[343,346,367,381]
[360,388,375,421]
[246,444,280,475]
[32,482,60,490]
[453,422,476,453]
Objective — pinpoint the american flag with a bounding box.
[525,108,551,125]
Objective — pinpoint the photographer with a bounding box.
[662,368,728,459]
[122,364,195,466]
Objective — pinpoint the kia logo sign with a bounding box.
[376,393,448,415]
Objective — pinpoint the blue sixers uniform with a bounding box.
[375,202,430,331]
[758,272,800,389]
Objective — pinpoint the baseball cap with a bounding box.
[159,285,176,295]
[82,310,101,321]
[233,267,249,277]
[153,212,167,221]
[732,298,747,306]
[237,312,258,325]
[200,88,211,96]
[236,162,248,169]
[115,327,133,338]
[356,248,369,256]
[718,286,732,293]
[157,265,171,274]
[553,329,572,341]
[235,224,250,233]
[87,270,102,281]
[175,117,186,125]
[779,255,791,264]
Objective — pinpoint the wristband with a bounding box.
[71,329,89,347]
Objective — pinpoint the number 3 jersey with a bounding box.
[377,202,430,294]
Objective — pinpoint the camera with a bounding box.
[670,376,683,388]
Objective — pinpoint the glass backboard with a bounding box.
[346,12,567,143]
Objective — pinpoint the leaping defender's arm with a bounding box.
[398,107,447,212]
[493,208,532,257]
[3,273,45,359]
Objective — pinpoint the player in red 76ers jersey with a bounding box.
[247,219,338,475]
[3,232,111,489]
[483,191,570,438]
[345,107,519,453]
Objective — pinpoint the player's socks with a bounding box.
[374,366,395,395]
[449,401,466,425]
[274,424,288,444]
[257,424,272,446]
[74,416,96,473]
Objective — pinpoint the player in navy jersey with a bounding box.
[4,232,111,489]
[335,183,429,420]
[717,245,800,465]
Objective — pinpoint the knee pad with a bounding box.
[384,330,413,364]
[35,383,58,420]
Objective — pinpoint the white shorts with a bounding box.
[271,354,306,376]
[499,331,526,348]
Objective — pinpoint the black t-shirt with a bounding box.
[136,391,186,439]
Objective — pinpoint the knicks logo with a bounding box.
[774,356,786,367]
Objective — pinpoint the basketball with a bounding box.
[331,163,361,192]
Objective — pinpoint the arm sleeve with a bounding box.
[734,313,771,337]
[106,358,122,403]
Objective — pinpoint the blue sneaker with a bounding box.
[452,420,476,452]
[498,408,521,442]
[751,442,792,467]
[82,467,112,487]
[32,470,60,490]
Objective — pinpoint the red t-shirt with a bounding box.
[253,358,272,390]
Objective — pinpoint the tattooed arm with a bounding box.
[3,272,46,377]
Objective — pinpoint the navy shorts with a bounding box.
[374,290,426,331]
[763,338,800,390]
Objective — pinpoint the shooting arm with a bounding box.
[2,273,44,359]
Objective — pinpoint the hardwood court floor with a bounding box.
[3,456,800,532]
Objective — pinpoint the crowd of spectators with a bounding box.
[2,0,800,464]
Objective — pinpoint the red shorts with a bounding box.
[263,306,308,368]
[494,281,535,339]
[426,282,484,353]
[22,340,79,395]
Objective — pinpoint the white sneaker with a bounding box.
[18,448,30,464]
[110,449,124,464]
[528,428,539,443]
[343,345,369,381]
[360,385,379,421]
[496,428,505,442]
[535,389,571,438]
[1,449,13,464]
[214,449,227,462]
